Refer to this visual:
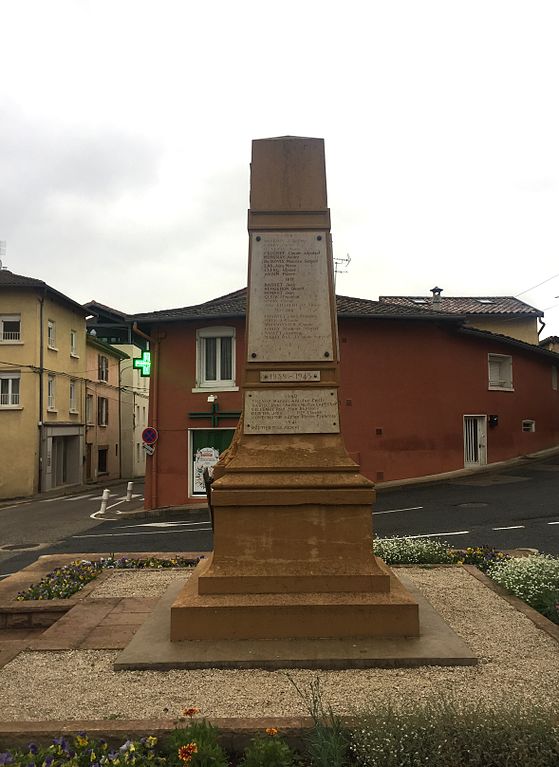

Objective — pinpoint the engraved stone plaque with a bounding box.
[244,389,340,434]
[247,232,334,362]
[260,370,321,383]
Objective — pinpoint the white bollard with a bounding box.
[126,481,133,502]
[99,488,110,515]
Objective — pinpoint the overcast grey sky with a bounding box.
[1,1,559,335]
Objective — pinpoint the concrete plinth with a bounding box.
[116,575,477,670]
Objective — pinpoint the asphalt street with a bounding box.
[1,454,559,578]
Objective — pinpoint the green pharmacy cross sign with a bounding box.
[133,351,151,377]
[189,401,241,428]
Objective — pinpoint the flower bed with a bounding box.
[374,536,559,625]
[15,557,202,602]
[2,697,559,767]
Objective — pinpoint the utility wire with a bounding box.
[515,271,559,297]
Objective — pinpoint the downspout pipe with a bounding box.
[132,321,157,508]
[37,289,46,493]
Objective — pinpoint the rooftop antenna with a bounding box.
[333,253,351,287]
[0,241,6,270]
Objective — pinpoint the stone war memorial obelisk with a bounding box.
[116,136,476,670]
[171,136,420,646]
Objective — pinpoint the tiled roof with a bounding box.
[379,295,543,316]
[83,300,131,319]
[459,327,559,360]
[0,269,88,314]
[133,288,462,324]
[540,336,559,347]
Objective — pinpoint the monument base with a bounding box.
[115,575,477,670]
[170,555,419,641]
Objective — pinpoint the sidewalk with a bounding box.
[0,477,145,512]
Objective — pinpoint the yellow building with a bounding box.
[0,268,89,499]
[84,335,128,482]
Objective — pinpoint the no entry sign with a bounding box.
[142,426,159,445]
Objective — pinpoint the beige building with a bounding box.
[84,335,128,483]
[0,268,88,499]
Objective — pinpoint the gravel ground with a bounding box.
[91,569,193,598]
[1,567,558,721]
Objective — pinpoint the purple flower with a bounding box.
[0,753,14,765]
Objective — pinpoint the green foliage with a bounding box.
[239,731,295,767]
[349,697,559,767]
[16,556,202,601]
[286,675,348,767]
[373,536,455,565]
[488,554,559,623]
[164,721,228,767]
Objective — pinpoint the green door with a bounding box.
[190,429,235,495]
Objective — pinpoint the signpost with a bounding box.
[142,426,159,445]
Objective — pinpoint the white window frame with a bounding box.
[522,419,536,432]
[98,354,109,382]
[0,372,21,407]
[69,379,78,413]
[47,320,57,350]
[194,326,237,391]
[70,329,78,357]
[86,393,94,424]
[47,375,56,410]
[0,315,21,343]
[98,396,108,426]
[488,354,513,391]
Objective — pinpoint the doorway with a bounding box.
[463,415,487,468]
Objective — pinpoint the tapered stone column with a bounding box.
[170,137,419,642]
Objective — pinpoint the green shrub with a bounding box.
[488,554,559,623]
[165,720,228,767]
[373,536,455,565]
[349,697,559,767]
[239,729,295,767]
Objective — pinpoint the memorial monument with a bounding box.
[169,136,420,643]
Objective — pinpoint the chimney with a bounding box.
[430,286,443,308]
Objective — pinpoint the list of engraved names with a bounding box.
[244,389,340,434]
[248,232,334,361]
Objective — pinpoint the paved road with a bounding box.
[1,455,559,578]
[0,480,146,576]
[374,456,559,554]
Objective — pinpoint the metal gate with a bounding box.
[463,415,487,467]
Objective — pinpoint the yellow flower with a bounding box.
[265,727,279,736]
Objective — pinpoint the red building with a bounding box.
[135,289,559,509]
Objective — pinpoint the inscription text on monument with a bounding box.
[247,232,334,362]
[244,389,340,434]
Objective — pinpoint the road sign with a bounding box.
[142,426,159,445]
[143,443,156,456]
